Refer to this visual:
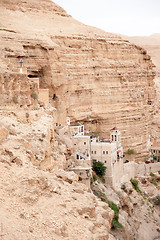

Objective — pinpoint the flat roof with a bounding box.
[91,141,115,145]
[73,135,90,138]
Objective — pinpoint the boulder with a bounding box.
[55,169,78,184]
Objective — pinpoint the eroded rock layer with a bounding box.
[0,0,156,160]
[122,34,160,146]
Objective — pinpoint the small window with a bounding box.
[103,151,105,154]
[94,151,96,154]
[76,155,79,159]
[105,160,107,163]
[80,172,82,176]
[91,151,93,154]
[112,135,113,141]
[79,176,82,181]
[84,142,86,145]
[106,151,108,154]
[115,135,117,141]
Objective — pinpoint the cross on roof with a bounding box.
[19,59,23,68]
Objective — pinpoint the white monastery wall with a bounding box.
[107,161,160,189]
[121,162,135,184]
[135,162,160,177]
[111,159,123,188]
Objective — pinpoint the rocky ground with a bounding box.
[0,106,75,171]
[0,107,113,240]
[0,106,159,240]
[92,174,160,240]
[0,162,114,240]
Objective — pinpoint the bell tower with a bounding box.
[110,127,121,149]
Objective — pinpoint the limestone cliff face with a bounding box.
[0,0,69,16]
[0,0,156,160]
[0,72,39,106]
[121,34,160,147]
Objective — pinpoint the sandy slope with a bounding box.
[0,161,113,240]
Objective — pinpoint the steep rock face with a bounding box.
[123,34,160,72]
[122,34,160,146]
[0,108,58,170]
[0,0,69,16]
[0,72,40,106]
[0,107,78,170]
[0,0,156,160]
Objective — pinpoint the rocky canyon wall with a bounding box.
[0,0,156,161]
[123,34,160,146]
[0,72,39,106]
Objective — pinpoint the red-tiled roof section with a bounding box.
[112,127,118,130]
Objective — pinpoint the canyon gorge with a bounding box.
[0,0,160,239]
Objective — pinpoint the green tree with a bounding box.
[92,161,106,177]
[31,92,38,100]
[152,195,160,205]
[130,178,141,193]
[125,149,136,155]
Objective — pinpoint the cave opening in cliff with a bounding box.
[52,94,56,100]
[28,68,45,79]
[28,74,39,78]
